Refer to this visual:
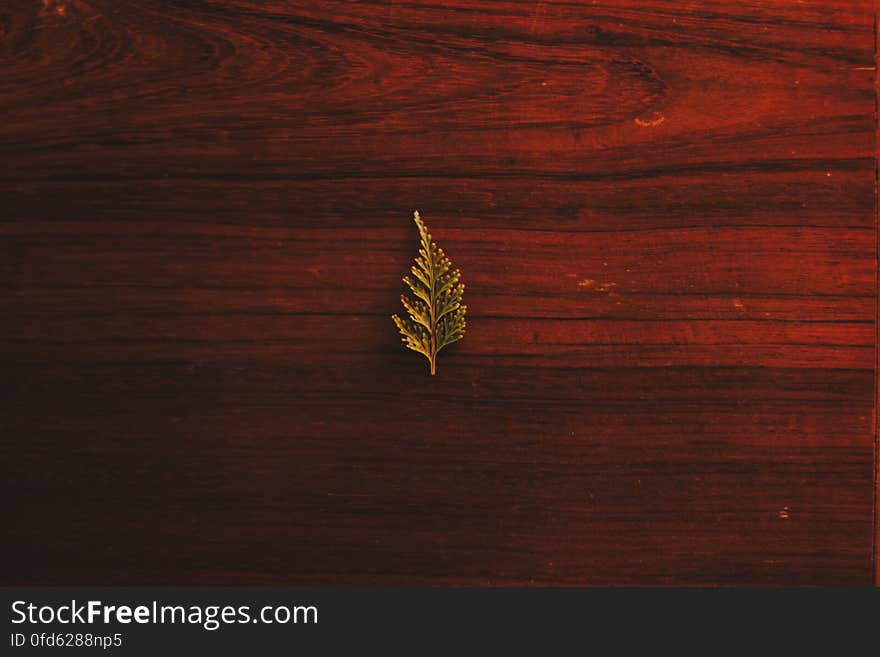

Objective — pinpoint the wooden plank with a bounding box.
[874,0,879,588]
[0,0,875,585]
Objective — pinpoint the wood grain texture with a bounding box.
[0,0,876,586]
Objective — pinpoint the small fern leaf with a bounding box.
[391,210,467,375]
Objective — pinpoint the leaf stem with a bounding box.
[420,211,439,376]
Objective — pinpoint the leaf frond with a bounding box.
[392,211,467,375]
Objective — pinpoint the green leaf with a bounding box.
[391,211,467,375]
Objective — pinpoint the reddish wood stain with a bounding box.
[0,0,877,585]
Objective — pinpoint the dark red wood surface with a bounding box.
[1,0,877,586]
